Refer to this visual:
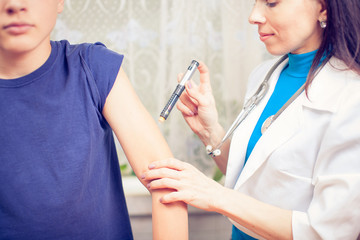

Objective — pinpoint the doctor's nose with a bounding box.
[4,0,27,15]
[248,2,266,25]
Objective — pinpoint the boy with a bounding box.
[0,0,187,239]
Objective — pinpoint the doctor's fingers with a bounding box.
[184,79,215,109]
[144,167,182,182]
[153,177,221,211]
[177,61,211,86]
[148,158,193,172]
[159,191,186,204]
[197,61,212,87]
[146,169,205,195]
[177,95,198,117]
[147,177,182,192]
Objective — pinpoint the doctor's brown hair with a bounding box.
[306,0,360,90]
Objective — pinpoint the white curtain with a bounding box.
[52,0,270,177]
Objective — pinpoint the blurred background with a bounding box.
[51,0,271,239]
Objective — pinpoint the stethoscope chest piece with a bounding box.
[261,115,274,134]
[206,145,221,157]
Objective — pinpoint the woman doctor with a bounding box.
[143,0,360,239]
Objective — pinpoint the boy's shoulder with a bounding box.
[53,40,123,64]
[52,40,107,56]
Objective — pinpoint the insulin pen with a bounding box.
[159,60,199,122]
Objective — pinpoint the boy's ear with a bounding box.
[57,0,65,13]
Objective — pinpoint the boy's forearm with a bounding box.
[152,190,188,240]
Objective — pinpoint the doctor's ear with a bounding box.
[317,0,327,23]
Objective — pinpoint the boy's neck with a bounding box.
[0,40,52,80]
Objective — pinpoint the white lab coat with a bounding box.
[225,56,360,239]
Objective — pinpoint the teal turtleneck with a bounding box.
[232,49,317,240]
[245,50,317,162]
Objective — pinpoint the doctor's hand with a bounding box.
[142,158,225,212]
[177,61,224,146]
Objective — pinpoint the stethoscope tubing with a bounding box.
[206,55,289,157]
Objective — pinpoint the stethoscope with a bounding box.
[206,55,289,157]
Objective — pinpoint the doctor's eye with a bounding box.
[266,0,278,7]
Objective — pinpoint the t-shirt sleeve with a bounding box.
[80,42,124,112]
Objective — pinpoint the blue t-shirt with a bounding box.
[232,50,317,240]
[0,41,133,239]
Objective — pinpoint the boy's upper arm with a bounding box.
[103,67,189,240]
[102,67,173,180]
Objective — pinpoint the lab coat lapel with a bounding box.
[232,57,342,190]
[234,95,305,189]
[225,57,289,189]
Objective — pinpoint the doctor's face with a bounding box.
[249,0,326,55]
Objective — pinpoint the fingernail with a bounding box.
[188,110,194,116]
[187,81,192,89]
[141,173,145,179]
[147,183,151,189]
[148,164,155,169]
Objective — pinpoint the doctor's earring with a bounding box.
[320,20,327,29]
